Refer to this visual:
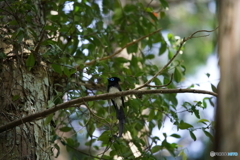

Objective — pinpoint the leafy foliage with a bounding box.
[0,0,216,159]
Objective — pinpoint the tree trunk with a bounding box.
[216,0,240,158]
[0,1,52,159]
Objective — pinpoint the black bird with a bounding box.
[107,77,125,137]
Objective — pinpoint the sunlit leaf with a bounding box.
[197,119,209,124]
[178,150,188,160]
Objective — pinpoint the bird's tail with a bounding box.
[116,107,125,137]
[118,119,124,137]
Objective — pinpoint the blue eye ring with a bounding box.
[109,78,114,81]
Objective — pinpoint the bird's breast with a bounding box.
[109,87,122,109]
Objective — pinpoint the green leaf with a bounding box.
[127,43,138,53]
[115,57,129,63]
[145,54,155,59]
[17,29,24,43]
[178,150,187,160]
[130,56,138,66]
[170,134,181,139]
[153,78,162,85]
[98,130,111,144]
[26,52,35,71]
[59,126,72,132]
[47,100,55,108]
[45,114,54,125]
[174,67,183,82]
[189,131,196,141]
[63,67,71,77]
[54,144,60,158]
[70,38,79,55]
[160,0,169,9]
[110,149,117,157]
[167,33,174,41]
[211,83,217,93]
[85,139,96,146]
[52,64,62,74]
[66,137,79,148]
[203,129,214,142]
[178,120,193,130]
[12,95,20,101]
[193,109,200,119]
[151,145,162,153]
[0,52,7,59]
[168,50,173,59]
[197,119,209,125]
[163,132,167,138]
[206,73,210,78]
[144,7,153,12]
[148,109,155,122]
[162,140,177,156]
[159,42,167,55]
[135,71,144,77]
[209,97,215,107]
[202,98,208,108]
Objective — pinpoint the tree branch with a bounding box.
[76,28,162,68]
[0,88,217,133]
[134,28,218,90]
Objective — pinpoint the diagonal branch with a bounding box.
[134,28,218,90]
[0,88,217,133]
[78,28,162,68]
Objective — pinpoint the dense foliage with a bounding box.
[0,0,216,159]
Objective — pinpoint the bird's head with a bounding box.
[108,77,121,83]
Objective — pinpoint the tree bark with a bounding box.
[0,1,52,159]
[216,0,240,158]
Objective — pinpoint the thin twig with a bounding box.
[134,28,218,90]
[146,74,174,88]
[84,103,111,126]
[77,28,162,68]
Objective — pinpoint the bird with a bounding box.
[107,77,125,137]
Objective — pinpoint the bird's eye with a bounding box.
[110,78,114,81]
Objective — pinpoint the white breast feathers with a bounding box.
[109,87,122,109]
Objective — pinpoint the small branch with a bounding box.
[134,28,218,90]
[0,88,217,133]
[34,26,46,54]
[146,74,174,88]
[77,28,162,68]
[84,103,111,126]
[134,36,184,90]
